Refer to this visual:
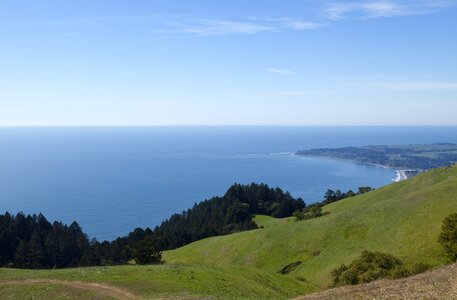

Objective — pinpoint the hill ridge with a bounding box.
[164,164,457,288]
[1,164,457,299]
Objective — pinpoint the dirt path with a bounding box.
[296,263,457,300]
[0,279,140,300]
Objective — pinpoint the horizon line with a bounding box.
[1,124,457,128]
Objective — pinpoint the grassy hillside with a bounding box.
[2,165,457,299]
[164,164,457,288]
[253,214,293,228]
[0,264,315,299]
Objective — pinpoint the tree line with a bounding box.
[0,183,305,269]
[293,187,374,221]
[152,183,305,250]
[0,212,162,268]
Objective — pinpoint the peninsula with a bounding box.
[296,143,457,180]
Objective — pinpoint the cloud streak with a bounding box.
[323,0,455,20]
[268,68,296,75]
[158,18,323,37]
[10,1,455,38]
[157,1,455,37]
[168,19,276,37]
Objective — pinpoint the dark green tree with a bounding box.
[28,231,47,268]
[358,187,373,194]
[438,213,457,261]
[14,240,29,268]
[134,236,162,265]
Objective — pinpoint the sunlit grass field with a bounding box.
[1,165,457,299]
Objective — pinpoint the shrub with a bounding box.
[293,206,329,221]
[331,251,431,287]
[438,213,457,262]
[331,250,405,286]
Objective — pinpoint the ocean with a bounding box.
[1,126,456,240]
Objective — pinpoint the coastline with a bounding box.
[394,170,408,182]
[295,153,392,169]
[295,152,397,169]
[295,153,417,182]
[393,169,423,182]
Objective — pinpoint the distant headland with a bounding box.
[296,143,457,181]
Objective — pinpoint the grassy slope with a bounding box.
[2,165,457,299]
[164,165,457,288]
[0,284,109,300]
[0,265,315,299]
[253,215,294,228]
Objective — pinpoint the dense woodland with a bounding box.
[0,213,161,268]
[0,183,305,269]
[154,183,305,250]
[0,183,380,269]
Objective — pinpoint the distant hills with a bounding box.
[297,143,457,170]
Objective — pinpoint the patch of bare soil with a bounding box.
[0,279,139,300]
[296,263,457,300]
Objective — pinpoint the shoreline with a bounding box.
[295,153,398,170]
[295,153,420,182]
[394,170,408,182]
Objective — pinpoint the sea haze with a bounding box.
[1,126,456,240]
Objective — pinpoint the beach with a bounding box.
[394,170,408,182]
[394,169,423,182]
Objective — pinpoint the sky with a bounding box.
[1,0,457,126]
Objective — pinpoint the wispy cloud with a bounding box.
[10,1,456,38]
[169,19,276,37]
[158,18,323,37]
[156,1,455,37]
[268,68,296,75]
[323,0,455,20]
[277,19,325,30]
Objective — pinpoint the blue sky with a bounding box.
[1,0,456,125]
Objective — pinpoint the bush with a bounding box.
[438,213,457,261]
[331,250,405,286]
[293,206,329,221]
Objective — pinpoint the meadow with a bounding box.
[1,164,457,299]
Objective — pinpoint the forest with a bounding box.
[0,183,305,269]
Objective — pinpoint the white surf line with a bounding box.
[394,170,401,182]
[394,170,409,182]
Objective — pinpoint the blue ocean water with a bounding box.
[0,126,456,240]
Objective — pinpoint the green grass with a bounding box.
[164,165,457,288]
[253,215,294,228]
[2,165,457,298]
[0,284,109,300]
[0,265,316,299]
